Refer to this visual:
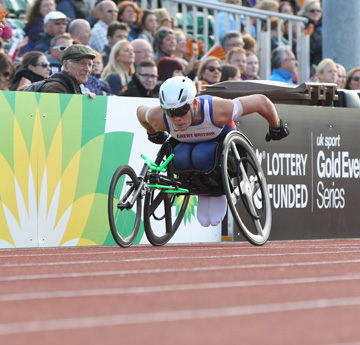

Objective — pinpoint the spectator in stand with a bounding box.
[336,63,346,89]
[22,0,56,54]
[101,21,130,67]
[131,38,153,69]
[69,19,93,46]
[214,0,244,40]
[138,9,156,45]
[117,1,142,41]
[269,45,296,84]
[267,17,289,52]
[227,47,247,77]
[220,64,240,82]
[41,44,96,95]
[298,0,322,66]
[345,68,360,91]
[82,50,111,95]
[153,26,176,62]
[0,52,15,90]
[120,59,158,97]
[256,0,279,13]
[242,34,257,54]
[0,0,12,42]
[45,34,72,74]
[195,56,222,92]
[33,11,69,53]
[101,39,134,95]
[221,31,244,54]
[279,1,294,15]
[154,8,172,29]
[315,58,338,84]
[280,0,300,14]
[55,0,90,23]
[242,51,260,80]
[157,56,183,83]
[86,0,102,28]
[90,0,118,53]
[10,51,51,90]
[182,37,200,80]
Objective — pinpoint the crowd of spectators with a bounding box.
[0,0,359,98]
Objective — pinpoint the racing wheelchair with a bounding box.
[108,130,272,248]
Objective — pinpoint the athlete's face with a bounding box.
[168,100,197,131]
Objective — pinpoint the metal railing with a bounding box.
[140,0,310,83]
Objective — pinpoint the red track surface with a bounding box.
[1,239,360,345]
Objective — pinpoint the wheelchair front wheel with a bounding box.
[108,165,142,248]
[221,132,272,245]
[144,190,190,246]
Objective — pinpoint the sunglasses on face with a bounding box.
[205,66,222,72]
[106,9,118,13]
[53,45,67,51]
[351,76,360,82]
[308,9,321,13]
[2,71,11,77]
[54,21,68,25]
[161,103,190,118]
[34,62,50,68]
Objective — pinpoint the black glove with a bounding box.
[147,131,169,144]
[265,119,290,142]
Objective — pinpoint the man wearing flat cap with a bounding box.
[41,44,96,94]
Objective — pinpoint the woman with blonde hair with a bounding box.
[102,39,135,95]
[195,56,222,92]
[315,58,337,84]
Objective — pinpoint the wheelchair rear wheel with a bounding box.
[221,132,272,245]
[108,165,142,248]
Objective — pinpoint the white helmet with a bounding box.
[159,76,197,117]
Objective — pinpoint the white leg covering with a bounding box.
[197,195,211,227]
[209,195,228,226]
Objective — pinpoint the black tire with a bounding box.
[221,132,272,245]
[144,190,190,246]
[108,165,142,248]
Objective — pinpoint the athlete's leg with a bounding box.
[191,142,218,171]
[209,195,227,226]
[173,143,195,171]
[197,195,211,227]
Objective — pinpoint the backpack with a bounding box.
[23,77,72,93]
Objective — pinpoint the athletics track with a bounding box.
[1,239,360,345]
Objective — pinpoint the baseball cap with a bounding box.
[44,11,70,25]
[61,44,96,62]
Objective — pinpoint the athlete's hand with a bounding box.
[265,119,290,141]
[147,131,169,144]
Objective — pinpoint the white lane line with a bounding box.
[2,249,360,267]
[1,274,360,302]
[1,243,360,258]
[2,258,360,282]
[1,296,360,335]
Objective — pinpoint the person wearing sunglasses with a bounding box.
[345,67,360,91]
[45,34,73,74]
[0,52,15,90]
[195,57,222,92]
[90,0,119,53]
[10,51,51,91]
[33,11,70,53]
[137,76,289,227]
[298,0,322,66]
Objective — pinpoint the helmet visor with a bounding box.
[161,103,190,118]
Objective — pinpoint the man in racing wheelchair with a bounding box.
[137,76,290,227]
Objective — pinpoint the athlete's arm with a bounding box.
[212,94,280,128]
[137,105,167,133]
